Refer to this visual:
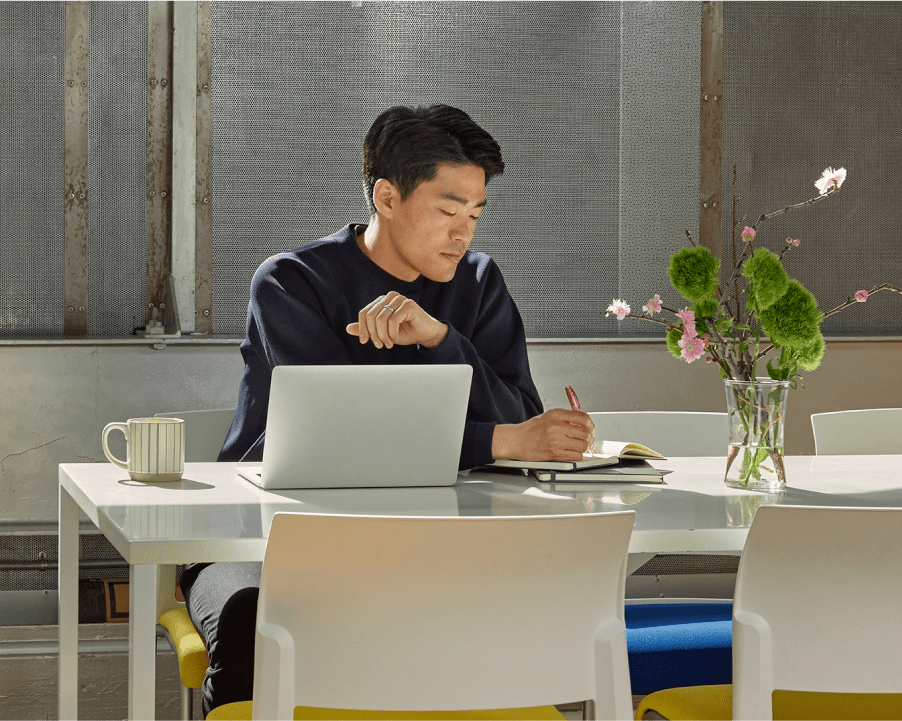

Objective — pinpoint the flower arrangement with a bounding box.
[605,167,901,385]
[604,167,901,490]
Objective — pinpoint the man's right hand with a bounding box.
[491,408,595,462]
[346,291,448,349]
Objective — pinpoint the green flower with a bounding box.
[797,331,826,371]
[742,247,790,311]
[665,328,683,359]
[714,313,734,335]
[668,246,720,304]
[759,280,823,350]
[692,298,719,318]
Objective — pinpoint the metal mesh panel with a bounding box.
[210,2,626,337]
[617,2,700,337]
[724,2,902,335]
[631,553,740,576]
[0,533,127,592]
[0,2,66,335]
[88,1,148,335]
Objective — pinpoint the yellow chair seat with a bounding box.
[207,702,566,720]
[635,684,902,720]
[159,607,210,689]
[163,603,566,721]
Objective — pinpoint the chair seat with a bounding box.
[625,603,733,695]
[635,684,902,720]
[159,607,209,689]
[207,702,566,720]
[636,684,732,720]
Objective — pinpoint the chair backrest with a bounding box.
[155,409,236,462]
[732,505,902,720]
[251,511,637,720]
[810,408,902,455]
[588,411,728,457]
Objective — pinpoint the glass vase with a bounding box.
[723,379,791,492]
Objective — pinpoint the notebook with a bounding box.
[532,459,671,486]
[484,439,665,472]
[238,364,472,490]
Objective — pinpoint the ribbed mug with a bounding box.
[102,417,185,482]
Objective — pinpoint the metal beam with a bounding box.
[172,1,198,334]
[146,2,174,326]
[195,1,214,334]
[64,2,90,336]
[699,1,723,256]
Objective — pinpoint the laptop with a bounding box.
[238,364,473,489]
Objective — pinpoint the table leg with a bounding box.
[129,563,160,720]
[58,484,80,721]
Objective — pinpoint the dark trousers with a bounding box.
[180,561,262,717]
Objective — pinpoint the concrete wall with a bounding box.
[527,339,902,459]
[0,341,244,524]
[1,337,899,524]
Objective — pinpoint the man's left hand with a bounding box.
[346,291,448,349]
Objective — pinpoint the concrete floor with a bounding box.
[0,623,201,721]
[0,622,642,721]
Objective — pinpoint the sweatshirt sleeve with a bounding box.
[419,258,543,469]
[248,254,355,369]
[219,253,354,461]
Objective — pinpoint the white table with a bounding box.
[58,456,902,720]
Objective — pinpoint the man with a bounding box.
[182,104,594,714]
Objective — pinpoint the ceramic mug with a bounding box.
[102,417,185,482]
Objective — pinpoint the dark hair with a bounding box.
[362,104,504,216]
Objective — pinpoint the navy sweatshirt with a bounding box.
[219,224,543,470]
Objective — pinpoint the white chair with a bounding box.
[588,412,728,457]
[155,408,236,462]
[207,511,637,721]
[154,409,235,719]
[589,412,734,697]
[636,505,902,720]
[811,408,902,455]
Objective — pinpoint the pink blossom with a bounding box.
[741,226,756,242]
[815,166,847,195]
[642,294,662,315]
[676,308,697,338]
[605,298,631,320]
[855,289,869,302]
[675,308,695,326]
[678,333,706,363]
[786,237,801,247]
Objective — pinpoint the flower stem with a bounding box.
[821,283,902,320]
[706,325,740,379]
[752,185,841,228]
[727,166,741,322]
[617,313,677,329]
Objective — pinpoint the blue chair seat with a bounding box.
[625,603,733,696]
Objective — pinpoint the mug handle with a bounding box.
[102,422,129,469]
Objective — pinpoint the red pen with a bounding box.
[565,385,596,453]
[565,384,581,411]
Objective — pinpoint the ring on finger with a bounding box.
[383,305,396,313]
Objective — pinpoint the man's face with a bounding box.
[382,162,487,283]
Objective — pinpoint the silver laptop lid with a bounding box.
[257,364,472,489]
